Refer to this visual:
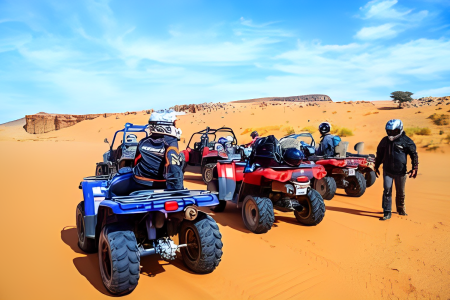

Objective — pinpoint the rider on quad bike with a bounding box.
[109,110,184,196]
[316,122,340,157]
[249,130,260,146]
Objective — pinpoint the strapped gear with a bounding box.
[319,122,331,135]
[385,119,403,141]
[245,135,283,172]
[283,148,305,166]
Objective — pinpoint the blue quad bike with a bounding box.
[77,170,223,295]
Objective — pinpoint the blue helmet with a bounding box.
[218,137,228,145]
[283,148,305,166]
[385,119,403,141]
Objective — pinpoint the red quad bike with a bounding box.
[180,127,244,184]
[279,133,376,200]
[206,160,328,234]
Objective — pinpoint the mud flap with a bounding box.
[216,162,237,201]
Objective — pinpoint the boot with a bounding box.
[380,211,391,220]
[398,208,408,216]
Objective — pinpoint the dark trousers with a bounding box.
[109,172,166,197]
[382,170,407,212]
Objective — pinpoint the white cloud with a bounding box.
[355,23,397,40]
[361,0,411,19]
[356,0,429,40]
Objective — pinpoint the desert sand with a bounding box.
[0,100,449,299]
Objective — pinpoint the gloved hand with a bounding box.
[408,169,418,178]
[375,167,380,178]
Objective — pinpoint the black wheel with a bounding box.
[294,189,326,226]
[242,196,274,234]
[313,176,336,200]
[365,170,376,188]
[210,200,227,212]
[202,163,216,184]
[98,224,140,295]
[345,171,367,197]
[179,213,223,274]
[96,165,103,176]
[76,201,96,253]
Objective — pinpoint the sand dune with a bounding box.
[0,101,449,299]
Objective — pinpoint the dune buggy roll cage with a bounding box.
[186,126,238,149]
[281,132,316,147]
[109,122,148,151]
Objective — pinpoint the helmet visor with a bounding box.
[386,129,401,137]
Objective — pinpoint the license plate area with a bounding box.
[348,169,356,176]
[295,187,308,195]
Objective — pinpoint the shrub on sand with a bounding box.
[331,125,354,137]
[301,126,316,134]
[444,134,450,144]
[428,113,449,125]
[337,127,354,137]
[405,127,431,136]
[285,126,295,135]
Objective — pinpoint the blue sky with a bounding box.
[0,0,449,123]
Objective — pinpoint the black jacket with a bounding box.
[375,132,418,175]
[133,134,183,190]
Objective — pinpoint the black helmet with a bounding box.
[319,122,331,135]
[250,131,259,139]
[283,148,305,166]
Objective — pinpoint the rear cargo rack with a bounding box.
[112,189,212,203]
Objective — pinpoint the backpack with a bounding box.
[332,135,341,147]
[245,135,283,172]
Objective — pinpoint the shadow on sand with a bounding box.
[61,227,192,296]
[376,106,401,110]
[183,173,203,185]
[326,206,382,218]
[210,203,325,232]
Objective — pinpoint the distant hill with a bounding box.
[232,94,332,103]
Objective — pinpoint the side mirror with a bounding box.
[354,142,365,154]
[104,138,109,144]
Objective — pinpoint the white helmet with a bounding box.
[148,109,184,139]
[385,119,403,141]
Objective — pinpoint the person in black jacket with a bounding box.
[109,110,184,197]
[375,119,419,220]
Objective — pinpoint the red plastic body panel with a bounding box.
[345,157,366,167]
[235,164,244,181]
[316,159,347,167]
[216,162,236,181]
[203,149,220,158]
[181,149,189,163]
[244,168,295,184]
[311,165,327,179]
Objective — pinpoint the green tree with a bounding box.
[390,91,414,108]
